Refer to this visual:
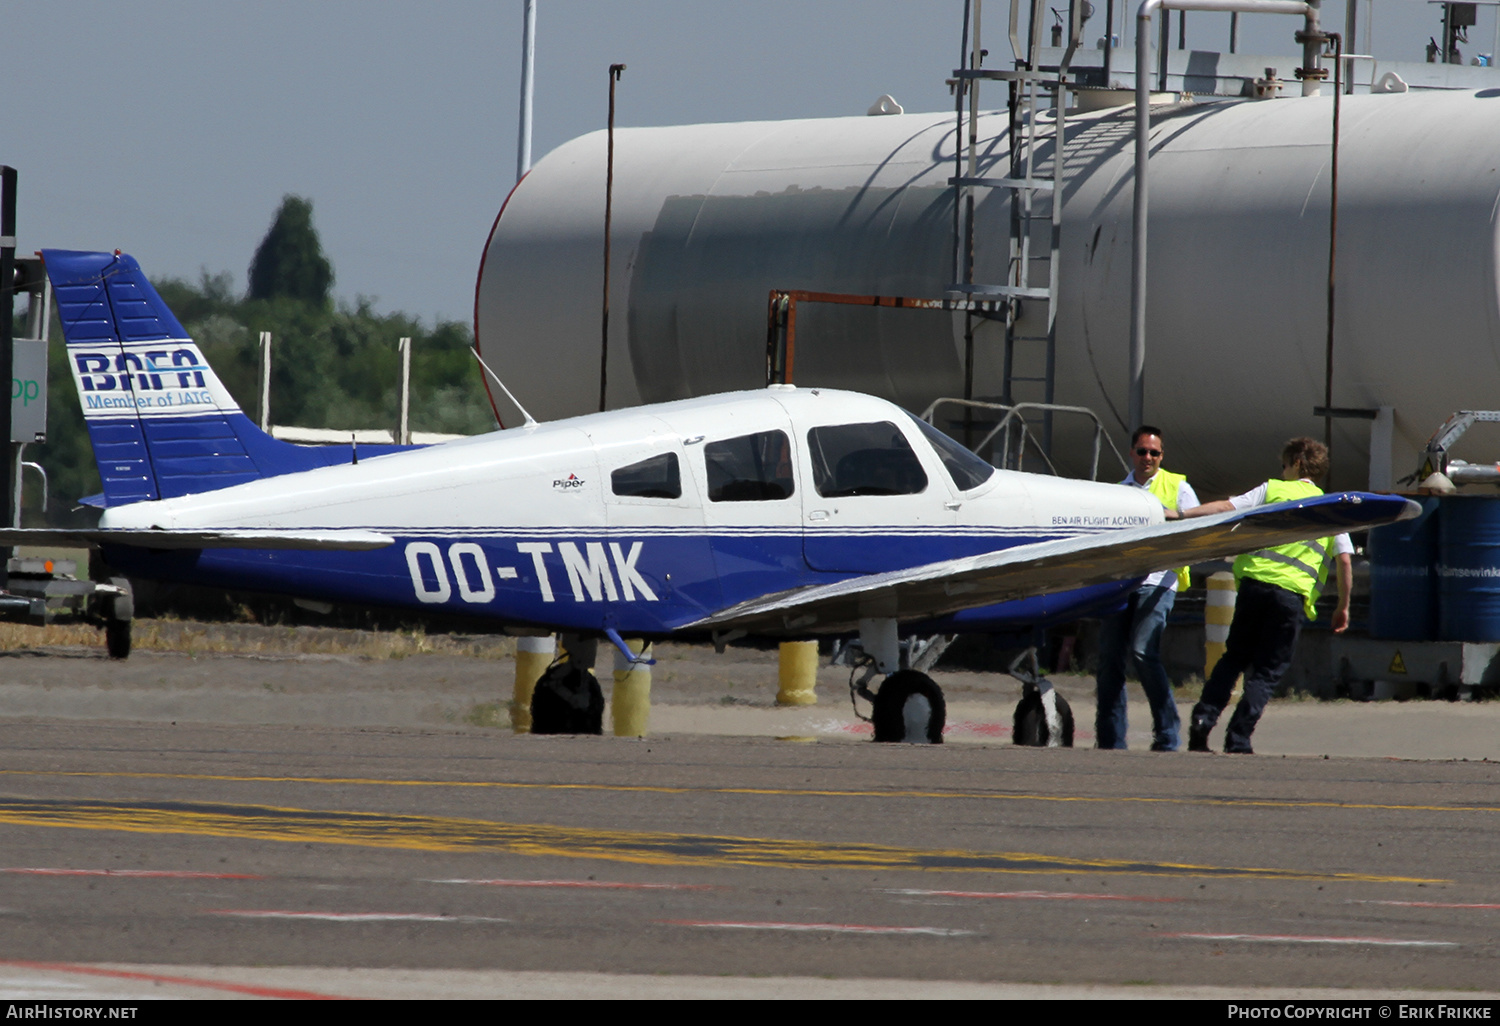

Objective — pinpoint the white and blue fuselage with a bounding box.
[96,386,1163,637]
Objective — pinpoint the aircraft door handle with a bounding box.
[808,510,829,521]
[944,501,963,511]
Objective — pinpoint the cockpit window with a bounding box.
[807,421,928,498]
[705,430,795,501]
[611,452,681,499]
[906,412,996,492]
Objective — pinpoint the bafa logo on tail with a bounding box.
[70,341,237,419]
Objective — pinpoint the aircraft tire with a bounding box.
[1012,686,1074,747]
[871,670,945,744]
[529,661,605,735]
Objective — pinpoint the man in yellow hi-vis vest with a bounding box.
[1177,437,1353,754]
[1095,426,1199,751]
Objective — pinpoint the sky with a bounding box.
[0,1,1470,326]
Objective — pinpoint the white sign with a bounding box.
[11,339,47,443]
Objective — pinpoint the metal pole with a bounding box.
[1300,0,1324,96]
[517,0,537,182]
[1343,0,1356,93]
[258,331,272,432]
[0,166,14,590]
[1158,8,1169,87]
[1493,2,1499,67]
[964,0,982,416]
[12,444,23,529]
[1324,32,1342,466]
[966,0,982,288]
[600,63,624,413]
[397,336,412,445]
[953,0,970,290]
[1132,9,1154,431]
[1230,11,1239,51]
[1104,0,1115,79]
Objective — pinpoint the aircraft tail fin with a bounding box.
[43,249,399,506]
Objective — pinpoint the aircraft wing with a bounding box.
[690,492,1420,635]
[0,528,395,551]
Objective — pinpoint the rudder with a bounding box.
[43,249,400,506]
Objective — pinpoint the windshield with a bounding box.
[905,412,996,492]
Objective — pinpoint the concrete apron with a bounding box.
[1,650,1496,761]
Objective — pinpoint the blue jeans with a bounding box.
[1095,581,1181,750]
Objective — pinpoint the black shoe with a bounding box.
[1224,745,1254,755]
[1187,724,1211,752]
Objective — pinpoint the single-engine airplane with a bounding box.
[0,250,1419,742]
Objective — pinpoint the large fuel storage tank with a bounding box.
[475,90,1500,496]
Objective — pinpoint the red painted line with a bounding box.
[0,959,346,1000]
[657,919,974,937]
[831,720,1096,741]
[890,888,1178,903]
[0,867,263,880]
[949,721,1011,738]
[208,909,509,923]
[1357,899,1500,910]
[1162,932,1456,947]
[428,877,718,891]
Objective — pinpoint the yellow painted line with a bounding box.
[0,797,1447,884]
[1,768,1496,817]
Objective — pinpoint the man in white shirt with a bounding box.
[1095,426,1199,751]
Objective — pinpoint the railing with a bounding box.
[920,397,1130,480]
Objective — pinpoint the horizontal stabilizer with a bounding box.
[0,528,395,551]
[691,492,1420,635]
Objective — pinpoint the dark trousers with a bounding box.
[1191,578,1303,753]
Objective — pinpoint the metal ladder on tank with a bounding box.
[948,0,1081,454]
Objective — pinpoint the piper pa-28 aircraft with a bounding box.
[4,250,1418,743]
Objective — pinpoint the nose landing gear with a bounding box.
[1008,648,1074,747]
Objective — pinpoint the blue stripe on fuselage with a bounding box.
[100,528,1135,636]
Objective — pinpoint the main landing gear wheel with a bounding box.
[529,660,605,735]
[871,669,946,744]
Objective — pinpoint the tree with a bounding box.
[247,195,334,305]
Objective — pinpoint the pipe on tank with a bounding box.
[517,0,537,182]
[1131,0,1314,430]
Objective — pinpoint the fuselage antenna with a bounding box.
[470,347,539,428]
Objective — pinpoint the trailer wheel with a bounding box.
[104,577,134,660]
[105,617,132,659]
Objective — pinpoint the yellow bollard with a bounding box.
[511,634,556,734]
[1204,572,1236,680]
[776,640,819,706]
[612,638,652,737]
